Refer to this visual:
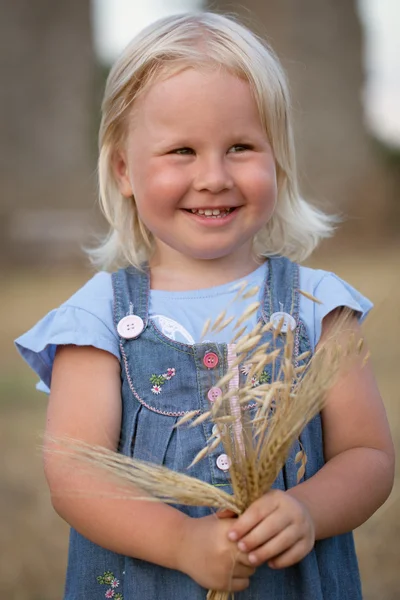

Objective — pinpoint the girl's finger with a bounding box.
[232,563,256,578]
[267,539,311,569]
[236,511,292,553]
[229,495,279,541]
[247,525,302,565]
[236,551,257,568]
[230,577,251,593]
[216,508,237,519]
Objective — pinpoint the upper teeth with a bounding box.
[191,208,228,216]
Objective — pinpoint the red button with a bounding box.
[207,387,222,402]
[203,352,219,369]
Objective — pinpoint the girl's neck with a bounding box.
[149,251,264,292]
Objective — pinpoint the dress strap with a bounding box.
[260,257,301,362]
[260,256,300,322]
[111,264,150,329]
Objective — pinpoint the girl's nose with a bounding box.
[193,156,234,194]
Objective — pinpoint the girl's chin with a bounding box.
[151,232,256,265]
[170,245,255,263]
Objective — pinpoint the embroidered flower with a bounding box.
[164,367,176,380]
[249,370,271,388]
[250,375,259,387]
[240,363,252,375]
[97,571,123,599]
[149,368,176,393]
[150,374,166,386]
[97,571,114,585]
[259,371,271,384]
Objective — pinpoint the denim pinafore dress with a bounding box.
[64,257,362,599]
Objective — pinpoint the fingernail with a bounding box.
[248,554,257,564]
[238,541,246,552]
[228,531,238,541]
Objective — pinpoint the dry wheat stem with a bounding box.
[173,409,199,428]
[201,317,212,340]
[46,437,240,514]
[242,286,259,300]
[233,302,260,330]
[298,289,323,304]
[211,309,228,332]
[214,316,236,334]
[231,280,250,304]
[231,325,248,344]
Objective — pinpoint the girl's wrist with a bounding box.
[170,513,193,574]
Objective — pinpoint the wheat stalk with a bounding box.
[47,437,240,513]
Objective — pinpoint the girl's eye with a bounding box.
[229,144,253,153]
[171,147,195,155]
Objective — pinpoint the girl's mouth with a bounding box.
[185,207,236,219]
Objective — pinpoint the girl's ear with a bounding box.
[112,149,133,198]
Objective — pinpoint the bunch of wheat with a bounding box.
[48,290,366,600]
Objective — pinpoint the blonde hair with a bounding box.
[91,12,335,270]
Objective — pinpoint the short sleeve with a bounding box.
[299,268,373,350]
[14,272,118,392]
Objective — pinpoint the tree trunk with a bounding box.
[0,0,96,264]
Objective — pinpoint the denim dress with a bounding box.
[64,256,362,599]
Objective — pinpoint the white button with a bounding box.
[270,311,296,333]
[212,423,226,437]
[117,315,144,339]
[216,453,231,471]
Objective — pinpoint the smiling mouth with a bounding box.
[185,207,236,218]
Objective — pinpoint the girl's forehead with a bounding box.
[131,67,259,125]
[142,66,239,100]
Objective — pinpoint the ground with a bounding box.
[1,243,399,599]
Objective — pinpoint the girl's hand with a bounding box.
[228,490,315,569]
[177,513,256,591]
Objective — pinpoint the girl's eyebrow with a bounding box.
[153,131,267,146]
[153,139,193,151]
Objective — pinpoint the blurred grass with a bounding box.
[1,245,399,599]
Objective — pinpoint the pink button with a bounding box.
[216,453,231,471]
[203,352,219,369]
[207,387,222,403]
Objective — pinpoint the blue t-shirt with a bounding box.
[15,262,372,393]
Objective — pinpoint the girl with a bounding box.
[16,12,394,600]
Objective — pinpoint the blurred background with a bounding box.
[1,0,399,598]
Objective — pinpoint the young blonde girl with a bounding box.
[16,12,394,599]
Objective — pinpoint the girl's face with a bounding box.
[114,67,277,271]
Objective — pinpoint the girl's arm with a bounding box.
[227,310,395,567]
[44,345,188,568]
[287,309,395,538]
[45,345,254,591]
